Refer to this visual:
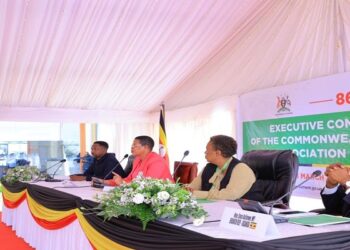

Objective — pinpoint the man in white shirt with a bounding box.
[321,163,350,216]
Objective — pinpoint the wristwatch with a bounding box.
[345,181,350,194]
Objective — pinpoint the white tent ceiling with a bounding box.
[0,0,349,121]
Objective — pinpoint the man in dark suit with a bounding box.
[321,163,350,216]
[84,141,126,181]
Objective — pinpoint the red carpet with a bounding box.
[0,213,34,250]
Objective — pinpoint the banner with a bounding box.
[238,73,350,197]
[243,111,350,165]
[159,104,169,166]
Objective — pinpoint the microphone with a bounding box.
[268,170,322,215]
[45,159,67,182]
[121,154,129,162]
[92,154,129,188]
[103,154,128,179]
[44,159,66,172]
[173,150,190,181]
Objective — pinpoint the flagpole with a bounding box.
[159,103,169,168]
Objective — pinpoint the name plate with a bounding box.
[219,207,279,238]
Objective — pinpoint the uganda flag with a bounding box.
[159,104,169,166]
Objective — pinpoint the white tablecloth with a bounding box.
[2,201,92,250]
[163,200,350,242]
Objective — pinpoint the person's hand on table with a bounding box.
[91,177,104,185]
[183,185,194,193]
[112,172,123,186]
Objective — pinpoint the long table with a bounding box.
[2,180,350,250]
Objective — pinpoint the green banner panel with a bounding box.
[243,111,350,164]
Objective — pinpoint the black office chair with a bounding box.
[241,150,299,208]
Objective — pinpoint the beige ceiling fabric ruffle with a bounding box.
[0,0,349,122]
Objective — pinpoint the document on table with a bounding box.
[277,211,318,218]
[196,198,216,204]
[288,214,350,227]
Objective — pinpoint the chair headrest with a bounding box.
[241,150,298,180]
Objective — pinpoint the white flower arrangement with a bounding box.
[2,166,40,184]
[97,173,207,229]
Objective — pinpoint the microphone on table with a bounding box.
[45,159,67,182]
[173,150,190,181]
[92,154,129,188]
[103,154,129,179]
[268,170,322,215]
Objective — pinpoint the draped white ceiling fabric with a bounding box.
[0,0,349,122]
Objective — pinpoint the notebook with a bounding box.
[288,214,350,227]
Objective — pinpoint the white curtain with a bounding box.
[95,96,238,172]
[97,122,155,165]
[164,96,238,172]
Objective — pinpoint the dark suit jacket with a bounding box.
[84,153,126,181]
[321,186,350,217]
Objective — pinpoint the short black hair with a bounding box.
[93,141,109,149]
[134,136,154,150]
[209,135,237,157]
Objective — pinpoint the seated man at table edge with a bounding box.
[84,141,126,181]
[321,163,350,217]
[186,135,255,200]
[100,136,173,186]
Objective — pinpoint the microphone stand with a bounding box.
[46,161,66,182]
[50,162,65,181]
[32,160,66,182]
[173,151,189,181]
[92,155,129,188]
[268,171,321,215]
